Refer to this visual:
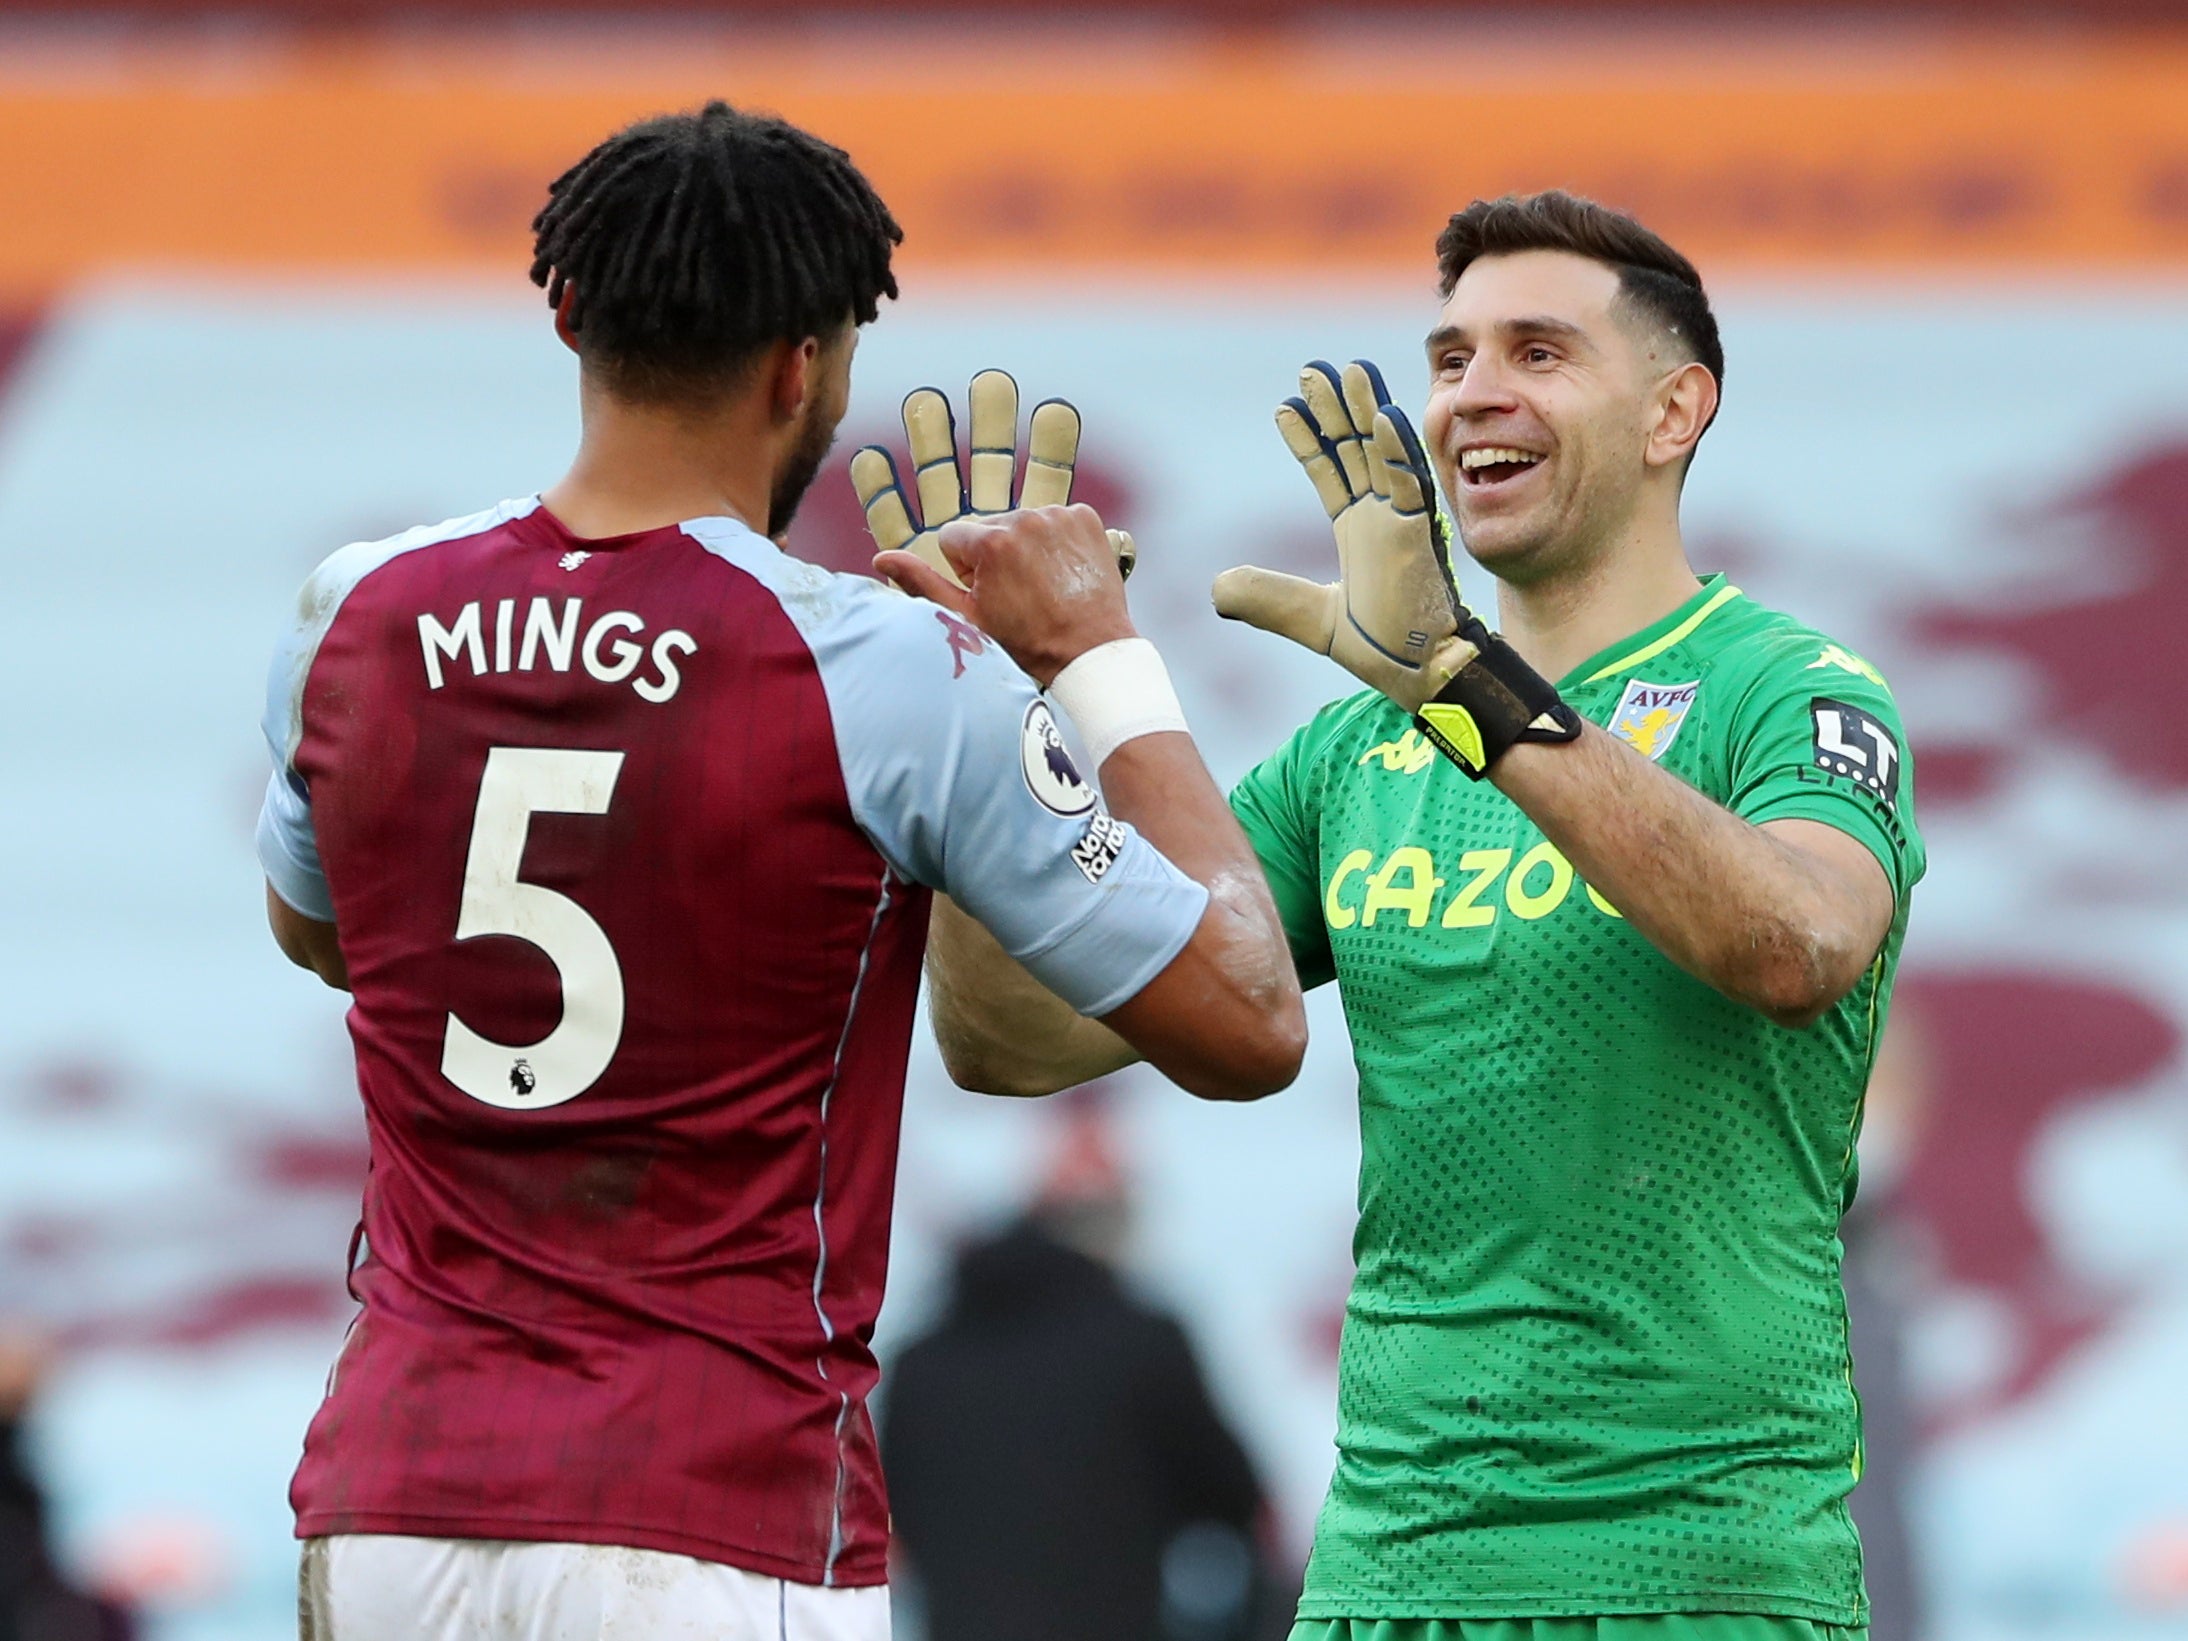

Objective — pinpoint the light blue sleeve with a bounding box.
[688,522,1209,1018]
[255,553,343,922]
[257,768,331,921]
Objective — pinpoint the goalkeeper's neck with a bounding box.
[1489,502,1702,686]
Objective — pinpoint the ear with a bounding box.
[552,284,581,356]
[1646,361,1718,472]
[767,337,823,426]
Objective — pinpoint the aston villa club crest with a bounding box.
[1609,680,1700,762]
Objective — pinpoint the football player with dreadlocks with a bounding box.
[258,101,1301,1639]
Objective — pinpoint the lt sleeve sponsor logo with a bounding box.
[1809,697,1902,805]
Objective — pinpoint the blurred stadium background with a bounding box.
[4,1,2188,1637]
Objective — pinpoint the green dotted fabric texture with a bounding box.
[1231,578,1923,1625]
[1287,1617,1868,1641]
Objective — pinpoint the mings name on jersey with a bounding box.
[418,595,698,702]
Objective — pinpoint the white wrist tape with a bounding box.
[1046,638,1189,771]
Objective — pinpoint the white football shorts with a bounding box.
[298,1534,890,1640]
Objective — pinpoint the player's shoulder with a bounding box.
[1235,689,1419,821]
[1287,689,1410,767]
[679,517,1015,693]
[678,516,1045,761]
[267,496,540,752]
[1705,592,1922,853]
[679,515,884,632]
[1662,586,1890,695]
[1704,589,1900,703]
[292,496,539,628]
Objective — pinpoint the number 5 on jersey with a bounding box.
[443,747,626,1109]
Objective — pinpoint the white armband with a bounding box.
[1046,638,1190,771]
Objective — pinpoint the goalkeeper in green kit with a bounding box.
[875,190,1919,1641]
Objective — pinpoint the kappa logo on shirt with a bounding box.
[937,610,987,677]
[1806,643,1886,687]
[1609,680,1700,761]
[1358,729,1438,775]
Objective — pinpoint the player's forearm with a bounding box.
[266,883,351,990]
[926,730,1305,1101]
[1490,724,1870,1027]
[877,503,1303,1099]
[924,895,1139,1096]
[1092,730,1306,1099]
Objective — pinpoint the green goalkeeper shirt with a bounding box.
[1229,576,1923,1625]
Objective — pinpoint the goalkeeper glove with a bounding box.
[1211,358,1581,777]
[850,370,1135,589]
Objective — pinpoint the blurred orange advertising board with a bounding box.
[3,29,2188,298]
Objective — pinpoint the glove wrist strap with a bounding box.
[1413,625,1583,779]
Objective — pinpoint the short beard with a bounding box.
[767,409,838,539]
[1459,502,1620,595]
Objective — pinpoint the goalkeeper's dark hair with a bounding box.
[1437,190,1722,443]
[530,100,902,403]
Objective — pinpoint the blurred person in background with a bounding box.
[0,1328,132,1641]
[913,191,1921,1641]
[256,100,1301,1639]
[882,1096,1271,1641]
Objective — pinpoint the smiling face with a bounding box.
[1423,249,1694,586]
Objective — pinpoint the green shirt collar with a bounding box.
[1556,573,1744,690]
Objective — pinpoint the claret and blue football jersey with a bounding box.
[257,498,1207,1587]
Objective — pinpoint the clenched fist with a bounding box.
[875,504,1134,689]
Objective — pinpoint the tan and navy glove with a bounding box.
[1212,359,1580,777]
[850,369,1135,589]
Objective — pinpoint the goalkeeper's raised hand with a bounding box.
[849,369,1135,590]
[1212,359,1580,777]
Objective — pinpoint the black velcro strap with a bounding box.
[1412,628,1582,778]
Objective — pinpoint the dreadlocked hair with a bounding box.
[530,100,902,403]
